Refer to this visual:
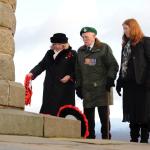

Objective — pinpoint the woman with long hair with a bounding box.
[116,18,150,143]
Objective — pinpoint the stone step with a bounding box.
[0,109,81,138]
[0,135,149,150]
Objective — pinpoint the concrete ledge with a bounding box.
[0,109,44,137]
[0,109,81,138]
[44,115,81,138]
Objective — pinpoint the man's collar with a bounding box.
[87,42,95,50]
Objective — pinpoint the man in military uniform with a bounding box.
[76,27,119,139]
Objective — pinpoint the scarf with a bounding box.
[121,41,132,78]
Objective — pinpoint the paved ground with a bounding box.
[0,135,149,150]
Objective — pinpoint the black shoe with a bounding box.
[140,139,148,143]
[141,125,149,144]
[102,133,111,140]
[87,135,95,139]
[130,139,138,143]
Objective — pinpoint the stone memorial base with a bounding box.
[0,109,81,138]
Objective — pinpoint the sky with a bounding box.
[14,0,150,122]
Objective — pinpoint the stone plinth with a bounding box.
[44,115,81,138]
[0,109,81,138]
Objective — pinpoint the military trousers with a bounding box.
[84,106,111,139]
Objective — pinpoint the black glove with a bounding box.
[106,77,115,92]
[116,77,123,96]
[76,87,83,99]
[116,84,122,96]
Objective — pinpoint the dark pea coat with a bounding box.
[30,47,77,116]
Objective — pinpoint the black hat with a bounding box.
[50,33,68,44]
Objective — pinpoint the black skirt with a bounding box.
[122,81,149,124]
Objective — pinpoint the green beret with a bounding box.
[80,27,97,36]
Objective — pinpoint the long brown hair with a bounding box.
[122,18,144,46]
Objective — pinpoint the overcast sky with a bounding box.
[14,0,150,120]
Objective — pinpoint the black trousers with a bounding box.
[84,106,111,139]
[130,122,149,143]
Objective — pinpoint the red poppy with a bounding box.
[66,52,73,60]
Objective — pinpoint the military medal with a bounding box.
[84,58,96,66]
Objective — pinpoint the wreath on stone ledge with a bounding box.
[57,105,89,139]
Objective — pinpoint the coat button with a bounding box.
[93,82,98,87]
[133,56,135,60]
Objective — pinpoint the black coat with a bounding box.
[30,47,77,116]
[117,37,150,124]
[118,37,150,85]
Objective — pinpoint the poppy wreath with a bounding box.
[57,105,89,138]
[24,74,32,105]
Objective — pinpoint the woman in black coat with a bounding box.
[27,33,77,116]
[116,19,150,143]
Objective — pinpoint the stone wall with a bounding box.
[0,0,25,109]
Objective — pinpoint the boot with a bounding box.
[101,122,111,139]
[130,123,140,142]
[140,124,149,143]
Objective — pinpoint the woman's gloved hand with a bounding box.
[116,77,123,96]
[116,83,122,96]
